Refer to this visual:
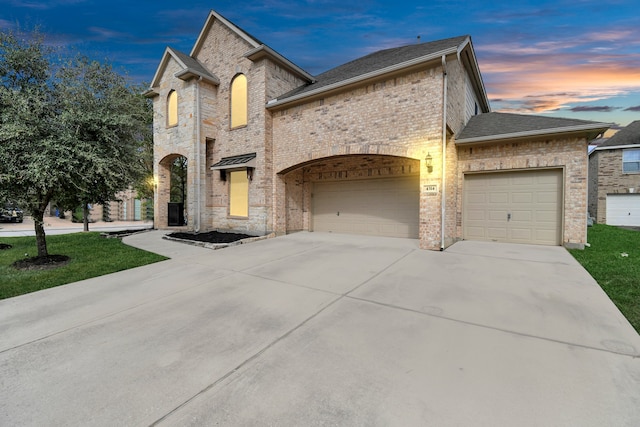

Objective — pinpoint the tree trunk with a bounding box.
[83,203,90,232]
[32,208,48,258]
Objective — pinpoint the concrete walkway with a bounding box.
[1,231,638,426]
[0,216,152,237]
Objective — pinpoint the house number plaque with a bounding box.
[424,185,438,194]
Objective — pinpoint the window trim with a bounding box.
[228,169,249,218]
[623,149,640,174]
[230,74,248,129]
[167,90,178,128]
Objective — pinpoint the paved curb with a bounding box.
[162,232,275,250]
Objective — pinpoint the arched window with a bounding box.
[167,90,178,127]
[230,74,247,128]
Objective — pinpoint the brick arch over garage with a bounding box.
[274,154,422,237]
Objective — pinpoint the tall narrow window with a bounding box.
[167,90,178,127]
[229,170,249,217]
[230,74,247,128]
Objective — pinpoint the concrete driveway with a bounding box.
[1,231,639,426]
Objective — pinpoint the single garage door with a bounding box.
[606,194,640,226]
[463,169,562,245]
[312,176,419,238]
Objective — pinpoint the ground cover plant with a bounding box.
[569,224,640,333]
[0,232,167,300]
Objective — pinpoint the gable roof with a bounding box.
[147,46,220,91]
[596,120,640,149]
[192,10,313,83]
[267,35,489,110]
[456,112,610,144]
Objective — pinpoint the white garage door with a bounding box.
[312,176,419,238]
[463,169,563,245]
[606,194,640,226]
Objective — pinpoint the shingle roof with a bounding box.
[457,112,609,143]
[169,47,219,84]
[598,120,640,147]
[276,35,470,101]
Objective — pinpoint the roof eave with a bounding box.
[143,88,159,98]
[266,46,459,109]
[456,123,611,144]
[149,47,184,89]
[594,143,640,151]
[174,69,220,85]
[245,45,314,83]
[457,37,490,113]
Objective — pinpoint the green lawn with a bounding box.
[569,224,640,333]
[0,232,168,300]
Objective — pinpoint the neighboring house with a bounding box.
[145,9,609,250]
[589,120,640,226]
[48,189,151,222]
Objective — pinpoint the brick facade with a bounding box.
[147,11,596,249]
[457,137,590,247]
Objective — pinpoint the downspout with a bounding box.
[440,55,447,251]
[195,76,202,233]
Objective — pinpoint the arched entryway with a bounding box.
[157,154,188,227]
[278,154,421,238]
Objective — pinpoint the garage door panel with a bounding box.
[511,210,532,222]
[313,176,419,238]
[606,194,640,226]
[464,170,562,245]
[510,228,532,240]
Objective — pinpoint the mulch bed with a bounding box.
[12,254,70,271]
[168,230,254,244]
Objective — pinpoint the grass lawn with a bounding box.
[0,232,168,300]
[569,224,640,334]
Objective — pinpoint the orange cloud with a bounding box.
[475,29,640,115]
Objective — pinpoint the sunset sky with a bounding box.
[2,0,639,127]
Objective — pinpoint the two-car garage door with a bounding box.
[463,169,563,245]
[312,176,419,238]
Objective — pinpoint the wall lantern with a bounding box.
[425,152,433,173]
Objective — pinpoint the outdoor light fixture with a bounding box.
[425,152,433,173]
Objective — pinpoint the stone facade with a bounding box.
[147,10,597,249]
[589,149,640,223]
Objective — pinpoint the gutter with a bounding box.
[266,47,459,109]
[441,55,447,251]
[594,143,640,151]
[456,123,610,145]
[195,77,202,233]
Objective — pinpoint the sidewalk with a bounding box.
[0,216,153,237]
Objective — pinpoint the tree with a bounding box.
[0,30,61,257]
[54,57,152,231]
[0,29,151,257]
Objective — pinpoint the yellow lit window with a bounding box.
[167,90,178,127]
[229,170,248,217]
[230,74,247,128]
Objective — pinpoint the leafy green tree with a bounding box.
[54,56,152,231]
[0,30,60,257]
[0,29,152,256]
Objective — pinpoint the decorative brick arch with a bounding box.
[156,153,189,228]
[276,145,417,176]
[273,153,422,236]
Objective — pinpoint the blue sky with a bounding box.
[2,0,639,127]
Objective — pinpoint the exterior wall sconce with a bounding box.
[425,152,433,173]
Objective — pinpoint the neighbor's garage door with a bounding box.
[312,176,419,238]
[463,169,562,245]
[606,194,640,226]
